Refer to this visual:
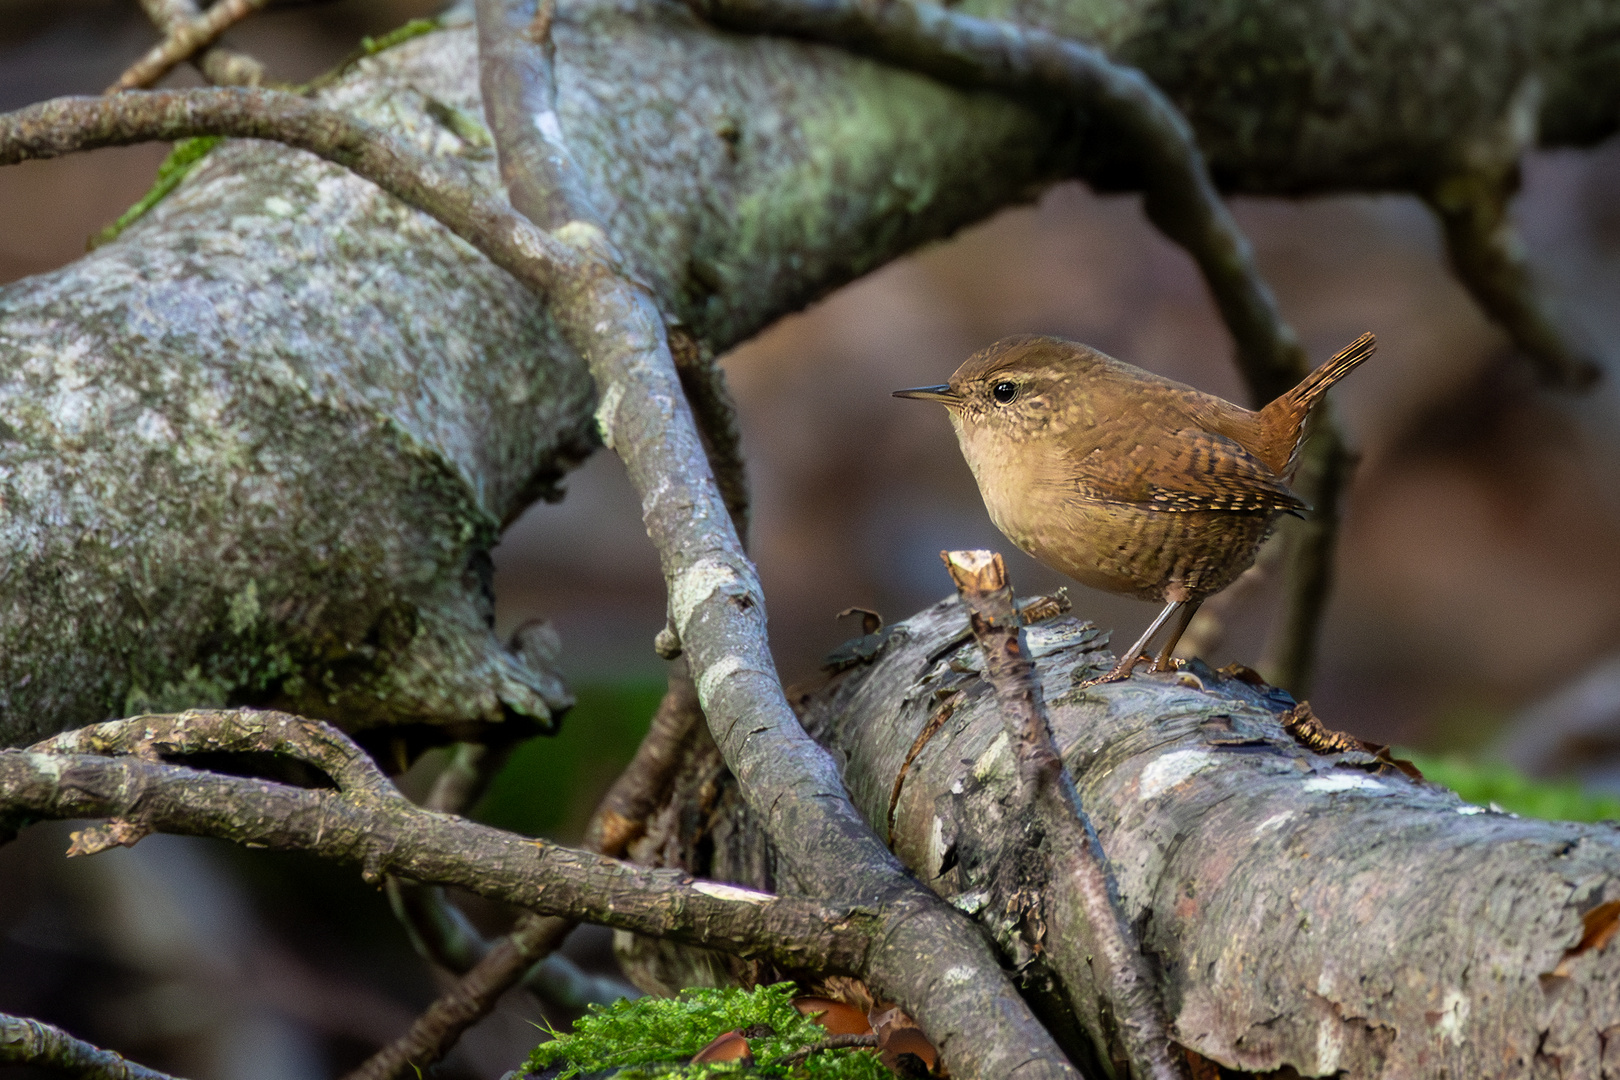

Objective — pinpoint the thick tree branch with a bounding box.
[944,550,1186,1080]
[0,1013,179,1080]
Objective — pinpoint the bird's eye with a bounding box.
[991,381,1018,405]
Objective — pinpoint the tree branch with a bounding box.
[355,664,700,1080]
[2,711,878,973]
[0,83,1045,1078]
[134,0,265,88]
[1259,420,1353,696]
[364,732,634,1080]
[1428,169,1600,390]
[943,550,1187,1080]
[111,0,276,93]
[0,1012,182,1080]
[688,0,1306,403]
[787,597,1620,1078]
[344,913,576,1080]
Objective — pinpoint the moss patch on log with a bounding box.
[525,984,888,1079]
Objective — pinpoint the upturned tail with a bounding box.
[1252,332,1375,478]
[1278,331,1376,418]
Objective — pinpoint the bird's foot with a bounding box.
[1075,653,1148,688]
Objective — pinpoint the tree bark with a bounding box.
[1,0,1616,744]
[651,595,1620,1077]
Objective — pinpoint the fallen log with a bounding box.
[631,594,1620,1078]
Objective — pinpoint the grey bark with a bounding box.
[727,598,1619,1078]
[0,0,1616,742]
[624,595,1620,1075]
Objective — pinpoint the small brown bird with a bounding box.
[895,332,1375,682]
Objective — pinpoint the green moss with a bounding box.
[1404,752,1620,823]
[525,984,890,1079]
[88,136,222,249]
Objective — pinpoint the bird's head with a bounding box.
[893,335,1105,448]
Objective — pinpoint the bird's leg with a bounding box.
[1089,600,1185,684]
[1151,599,1204,672]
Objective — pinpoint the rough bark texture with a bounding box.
[0,15,1052,745]
[723,598,1620,1078]
[3,0,1618,744]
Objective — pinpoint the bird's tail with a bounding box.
[1278,332,1376,417]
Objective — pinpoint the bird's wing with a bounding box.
[1062,424,1307,515]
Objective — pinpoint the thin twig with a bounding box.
[366,732,637,1080]
[344,916,575,1080]
[942,550,1189,1080]
[110,0,276,93]
[669,327,751,544]
[134,0,264,87]
[1,1011,182,1080]
[771,1032,880,1067]
[687,0,1346,695]
[584,664,705,858]
[4,713,878,972]
[1259,419,1353,696]
[33,707,398,798]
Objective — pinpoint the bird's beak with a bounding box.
[892,384,961,405]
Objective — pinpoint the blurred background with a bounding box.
[6,0,1620,1076]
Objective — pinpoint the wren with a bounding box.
[896,332,1375,682]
